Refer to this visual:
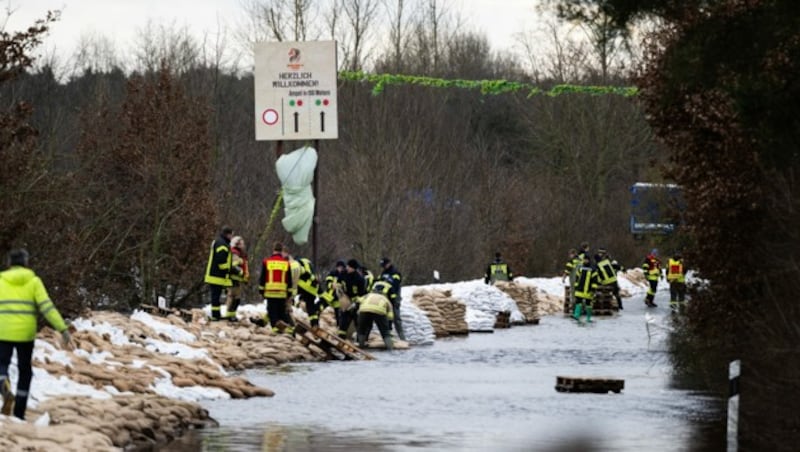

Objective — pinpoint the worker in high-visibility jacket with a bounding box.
[356,280,395,350]
[337,259,366,339]
[572,255,599,323]
[295,257,322,327]
[642,249,662,308]
[561,248,580,307]
[205,226,241,321]
[484,251,513,285]
[319,260,345,324]
[0,249,72,420]
[666,251,687,312]
[258,242,293,334]
[224,236,249,321]
[594,248,624,310]
[379,257,405,341]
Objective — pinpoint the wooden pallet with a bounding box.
[555,376,624,394]
[139,304,194,322]
[293,319,375,361]
[494,311,511,329]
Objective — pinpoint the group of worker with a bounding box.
[203,226,405,350]
[560,242,688,323]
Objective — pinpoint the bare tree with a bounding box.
[237,0,319,44]
[515,19,590,83]
[130,20,201,74]
[339,0,381,71]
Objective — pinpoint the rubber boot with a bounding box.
[617,297,624,310]
[585,306,593,323]
[226,299,241,321]
[383,335,394,351]
[357,334,367,348]
[13,394,27,420]
[572,303,583,321]
[1,377,13,416]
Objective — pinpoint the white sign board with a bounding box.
[254,41,339,141]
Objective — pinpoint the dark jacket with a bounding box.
[205,234,236,287]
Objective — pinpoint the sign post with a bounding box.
[254,41,338,141]
[254,40,338,267]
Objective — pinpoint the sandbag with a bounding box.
[276,146,317,245]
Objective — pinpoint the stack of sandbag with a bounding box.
[411,288,468,337]
[399,301,435,345]
[535,290,566,315]
[466,307,496,332]
[0,393,217,451]
[450,284,525,329]
[494,281,540,324]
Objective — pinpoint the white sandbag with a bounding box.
[276,146,317,245]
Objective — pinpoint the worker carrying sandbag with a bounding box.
[356,280,395,351]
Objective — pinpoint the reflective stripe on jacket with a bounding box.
[0,266,67,342]
[642,256,661,281]
[260,254,291,299]
[667,258,685,283]
[595,258,618,285]
[205,236,233,287]
[297,258,319,296]
[573,265,598,300]
[359,293,394,320]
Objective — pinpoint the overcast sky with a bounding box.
[3,0,542,69]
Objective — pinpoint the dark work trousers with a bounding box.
[0,340,35,419]
[338,307,359,339]
[670,281,687,303]
[209,284,224,319]
[605,282,623,308]
[301,292,321,327]
[390,297,406,340]
[356,312,392,348]
[266,297,291,331]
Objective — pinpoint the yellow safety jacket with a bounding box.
[359,293,394,320]
[643,256,661,281]
[296,258,319,296]
[0,266,67,342]
[595,257,618,285]
[667,258,685,283]
[260,254,291,299]
[205,236,233,287]
[288,258,302,296]
[574,266,598,300]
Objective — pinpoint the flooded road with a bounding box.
[167,290,725,451]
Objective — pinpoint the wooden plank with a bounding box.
[294,319,375,361]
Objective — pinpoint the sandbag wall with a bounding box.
[410,288,469,337]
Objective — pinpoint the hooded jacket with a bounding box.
[0,266,67,342]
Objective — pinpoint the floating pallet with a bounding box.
[555,376,624,394]
[293,319,375,361]
[139,304,194,322]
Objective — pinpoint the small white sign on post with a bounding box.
[254,41,339,141]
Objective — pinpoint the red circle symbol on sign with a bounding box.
[262,109,279,125]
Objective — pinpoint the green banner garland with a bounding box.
[338,70,638,97]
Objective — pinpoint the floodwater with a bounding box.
[166,291,725,451]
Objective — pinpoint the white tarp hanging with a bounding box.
[275,146,317,245]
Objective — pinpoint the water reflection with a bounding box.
[163,298,726,452]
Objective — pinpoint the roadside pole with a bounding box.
[728,359,740,452]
